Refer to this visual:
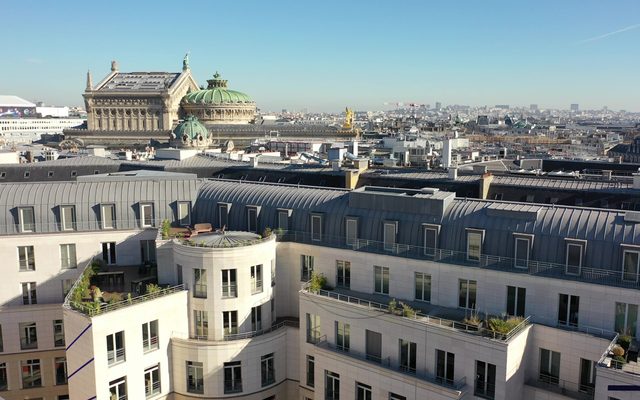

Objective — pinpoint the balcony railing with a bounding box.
[222,283,237,298]
[224,379,243,394]
[176,233,274,249]
[316,340,466,392]
[107,348,125,365]
[145,380,161,397]
[2,218,168,235]
[527,375,594,400]
[302,285,530,342]
[279,231,640,290]
[143,336,159,352]
[176,318,299,342]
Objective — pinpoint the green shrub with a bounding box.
[146,283,161,294]
[161,219,171,239]
[388,298,398,314]
[618,334,632,351]
[400,302,416,318]
[263,227,272,238]
[309,272,327,293]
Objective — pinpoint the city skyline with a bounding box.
[2,0,640,112]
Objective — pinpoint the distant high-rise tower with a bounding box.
[530,104,538,111]
[570,103,579,112]
[435,102,442,111]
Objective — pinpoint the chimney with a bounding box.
[448,167,458,180]
[480,172,494,200]
[86,70,93,90]
[251,156,259,168]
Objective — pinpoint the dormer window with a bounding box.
[383,221,398,252]
[346,217,358,246]
[18,207,35,233]
[311,214,323,242]
[140,203,154,228]
[565,239,586,276]
[622,245,640,282]
[422,224,440,256]
[60,205,76,231]
[513,234,534,269]
[466,228,484,262]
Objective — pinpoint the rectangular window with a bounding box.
[21,359,41,388]
[374,265,389,295]
[311,214,322,241]
[615,302,638,336]
[218,203,229,229]
[506,286,526,317]
[335,321,350,352]
[251,305,262,331]
[60,244,77,269]
[18,245,35,271]
[415,272,431,302]
[177,264,183,285]
[436,349,455,385]
[251,264,263,294]
[325,371,340,400]
[301,255,314,281]
[579,358,595,395]
[0,362,7,391]
[277,209,290,231]
[223,311,238,336]
[306,355,315,387]
[109,377,126,399]
[467,230,483,261]
[53,319,65,347]
[60,205,76,231]
[55,357,67,385]
[336,260,351,289]
[193,268,207,298]
[106,331,125,365]
[539,348,561,385]
[224,361,242,394]
[514,237,531,269]
[145,364,161,398]
[261,353,275,387]
[565,241,584,275]
[383,221,397,252]
[101,204,116,229]
[365,330,382,363]
[346,218,358,246]
[475,360,496,399]
[271,297,276,322]
[186,361,204,394]
[222,269,237,298]
[356,382,372,400]
[423,224,439,256]
[140,203,154,227]
[20,322,37,349]
[399,339,417,374]
[22,282,37,305]
[142,320,159,352]
[247,207,258,233]
[194,310,208,339]
[306,313,321,344]
[178,201,191,226]
[558,294,579,327]
[140,240,157,264]
[102,242,117,265]
[18,207,35,232]
[458,279,477,310]
[389,394,407,400]
[623,249,640,282]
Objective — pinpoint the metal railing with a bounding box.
[145,380,161,396]
[68,284,185,317]
[143,336,159,352]
[175,233,275,249]
[527,375,594,400]
[316,340,466,391]
[279,231,640,290]
[2,218,168,236]
[107,348,125,365]
[175,318,299,342]
[302,285,530,342]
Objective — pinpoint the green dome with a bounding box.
[173,115,208,141]
[182,72,253,105]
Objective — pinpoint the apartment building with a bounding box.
[0,171,638,400]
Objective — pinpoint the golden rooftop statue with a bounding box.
[343,107,354,130]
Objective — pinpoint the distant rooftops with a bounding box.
[0,95,36,108]
[77,170,197,182]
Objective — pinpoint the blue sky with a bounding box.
[2,0,639,112]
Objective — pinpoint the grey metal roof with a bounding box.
[0,174,201,234]
[193,179,640,273]
[492,175,634,191]
[99,72,180,91]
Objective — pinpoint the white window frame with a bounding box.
[247,206,258,233]
[622,246,640,283]
[458,279,477,310]
[558,293,580,327]
[60,205,76,231]
[193,268,207,298]
[109,377,127,399]
[261,353,275,387]
[20,322,38,350]
[422,224,440,256]
[374,265,390,295]
[251,264,263,294]
[383,221,398,252]
[251,305,262,331]
[177,201,191,226]
[144,364,161,398]
[186,361,204,394]
[54,356,67,385]
[140,203,155,228]
[22,282,37,305]
[101,203,116,229]
[346,217,358,246]
[194,309,208,339]
[18,206,35,233]
[336,260,351,288]
[615,302,638,336]
[21,359,41,388]
[301,255,314,282]
[565,239,586,276]
[466,229,484,262]
[325,371,340,400]
[106,331,125,365]
[306,313,321,344]
[223,310,238,336]
[513,234,533,269]
[311,214,323,242]
[415,272,431,302]
[142,320,159,352]
[53,319,65,347]
[223,361,243,394]
[277,209,291,231]
[335,321,350,352]
[60,243,77,269]
[218,202,230,229]
[356,382,372,400]
[399,339,417,373]
[222,269,237,298]
[102,242,117,265]
[18,245,35,271]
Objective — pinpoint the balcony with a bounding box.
[315,340,466,394]
[63,260,185,317]
[177,317,299,342]
[175,231,274,249]
[526,376,594,400]
[598,333,640,375]
[301,286,530,342]
[280,231,640,290]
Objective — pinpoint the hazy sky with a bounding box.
[2,0,639,112]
